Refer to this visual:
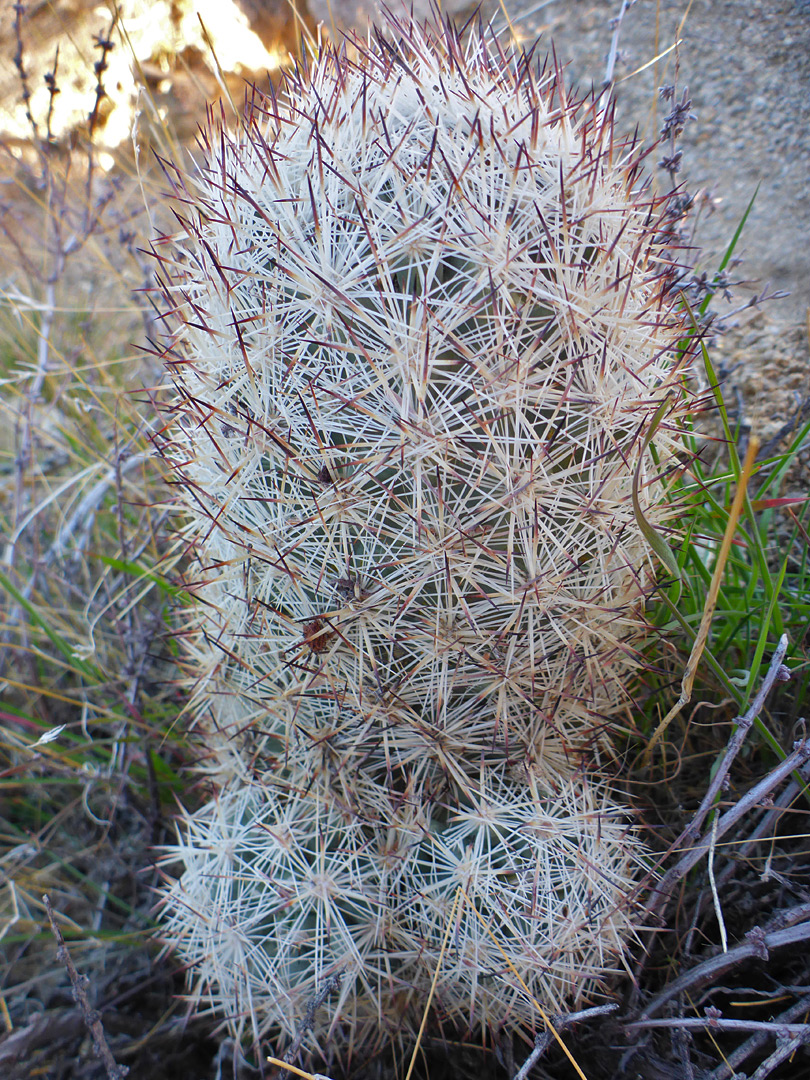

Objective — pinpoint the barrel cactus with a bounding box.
[154,11,694,1063]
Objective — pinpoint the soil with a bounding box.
[493,0,810,324]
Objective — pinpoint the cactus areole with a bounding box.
[155,13,695,1062]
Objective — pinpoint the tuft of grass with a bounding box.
[625,188,810,779]
[638,315,810,763]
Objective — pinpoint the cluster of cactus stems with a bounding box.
[153,12,696,1063]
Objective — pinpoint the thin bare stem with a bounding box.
[639,913,810,1020]
[644,634,794,919]
[644,435,761,763]
[627,1016,810,1036]
[711,769,806,897]
[748,1030,810,1079]
[694,635,789,833]
[513,1004,619,1080]
[604,0,634,87]
[279,974,343,1073]
[43,894,129,1080]
[705,993,810,1080]
[646,740,810,922]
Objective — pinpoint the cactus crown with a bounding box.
[154,12,694,1061]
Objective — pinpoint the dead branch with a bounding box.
[645,635,792,918]
[748,1029,810,1079]
[705,992,810,1080]
[639,911,810,1020]
[513,1004,618,1080]
[277,974,343,1074]
[627,1015,810,1036]
[43,894,129,1080]
[686,635,790,839]
[646,738,810,921]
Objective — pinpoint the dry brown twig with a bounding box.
[629,1012,810,1036]
[513,1004,619,1080]
[643,435,761,764]
[604,0,635,86]
[620,637,810,1077]
[705,992,810,1080]
[645,738,810,922]
[277,974,343,1075]
[1,5,123,671]
[748,1034,810,1080]
[43,894,129,1080]
[644,633,794,921]
[683,721,810,940]
[637,909,810,1021]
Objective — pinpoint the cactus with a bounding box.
[159,769,645,1053]
[159,781,409,1052]
[154,11,694,1062]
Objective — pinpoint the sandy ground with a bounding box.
[487,0,810,325]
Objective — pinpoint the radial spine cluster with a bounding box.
[154,12,694,1060]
